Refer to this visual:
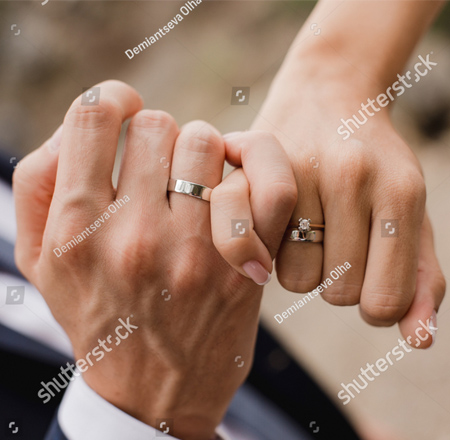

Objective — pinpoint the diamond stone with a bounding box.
[298,218,311,231]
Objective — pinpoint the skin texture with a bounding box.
[11,2,447,437]
[13,81,296,439]
[211,131,298,282]
[245,0,446,347]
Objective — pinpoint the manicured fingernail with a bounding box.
[49,125,63,152]
[242,261,271,286]
[428,310,437,348]
[223,131,242,140]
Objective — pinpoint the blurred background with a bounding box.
[1,1,450,439]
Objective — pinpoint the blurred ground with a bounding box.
[1,1,450,439]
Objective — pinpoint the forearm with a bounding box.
[281,0,444,93]
[251,0,445,136]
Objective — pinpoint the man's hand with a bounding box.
[12,80,295,439]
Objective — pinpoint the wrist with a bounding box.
[281,0,444,95]
[257,52,392,136]
[279,40,391,100]
[84,365,222,440]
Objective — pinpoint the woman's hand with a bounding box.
[210,131,297,285]
[248,50,445,348]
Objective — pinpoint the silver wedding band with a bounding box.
[167,178,212,202]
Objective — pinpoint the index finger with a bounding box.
[56,80,143,200]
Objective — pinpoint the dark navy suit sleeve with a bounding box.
[44,415,68,440]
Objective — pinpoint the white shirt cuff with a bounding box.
[58,375,233,440]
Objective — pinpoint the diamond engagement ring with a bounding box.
[285,218,325,243]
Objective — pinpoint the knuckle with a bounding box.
[46,234,84,263]
[436,275,446,296]
[129,110,177,134]
[51,195,105,249]
[321,281,361,306]
[331,148,373,192]
[172,262,205,294]
[65,98,121,130]
[213,235,245,264]
[43,220,99,267]
[431,273,446,304]
[115,235,158,280]
[385,172,426,211]
[263,181,297,213]
[171,242,212,291]
[360,286,410,325]
[11,154,33,189]
[60,189,99,218]
[180,121,223,153]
